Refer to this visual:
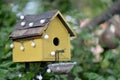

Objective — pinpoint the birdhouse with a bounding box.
[9,10,75,62]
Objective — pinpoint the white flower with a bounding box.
[18,73,22,77]
[36,74,42,80]
[47,68,51,73]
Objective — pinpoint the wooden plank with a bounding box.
[9,27,44,40]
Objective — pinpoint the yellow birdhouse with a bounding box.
[9,10,75,62]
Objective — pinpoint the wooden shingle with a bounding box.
[9,10,75,40]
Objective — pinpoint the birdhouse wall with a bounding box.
[13,38,43,62]
[10,10,76,62]
[12,16,71,62]
[42,16,71,61]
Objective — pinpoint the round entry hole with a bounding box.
[53,37,59,46]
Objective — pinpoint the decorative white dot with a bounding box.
[36,74,43,80]
[29,22,34,27]
[18,73,22,77]
[51,51,55,56]
[31,41,36,47]
[10,43,14,48]
[47,68,51,73]
[44,34,49,39]
[20,46,24,51]
[21,22,26,26]
[40,19,45,24]
[20,15,24,20]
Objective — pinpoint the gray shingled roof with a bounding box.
[15,10,57,30]
[9,10,75,40]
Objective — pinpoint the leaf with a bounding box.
[59,75,67,80]
[72,66,83,73]
[2,51,12,59]
[75,77,82,80]
[96,76,105,80]
[107,76,116,80]
[22,72,34,80]
[101,59,110,69]
[0,68,9,80]
[0,61,13,68]
[0,71,7,79]
[104,51,117,60]
[0,77,6,80]
[84,72,99,79]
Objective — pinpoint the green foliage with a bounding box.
[69,10,120,79]
[1,0,120,80]
[42,0,72,13]
[0,1,28,80]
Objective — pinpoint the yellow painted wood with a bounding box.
[43,16,71,61]
[51,11,76,38]
[13,38,43,62]
[12,13,73,62]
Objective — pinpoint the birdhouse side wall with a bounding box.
[42,16,71,61]
[13,38,43,62]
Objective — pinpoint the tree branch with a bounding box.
[88,0,120,27]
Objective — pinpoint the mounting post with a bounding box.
[25,62,30,73]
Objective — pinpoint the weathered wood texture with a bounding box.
[9,10,75,40]
[9,27,44,40]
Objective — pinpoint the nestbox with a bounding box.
[9,10,75,62]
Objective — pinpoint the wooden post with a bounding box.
[25,62,30,73]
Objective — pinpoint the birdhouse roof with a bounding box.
[9,10,75,40]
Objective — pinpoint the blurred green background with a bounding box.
[0,0,120,80]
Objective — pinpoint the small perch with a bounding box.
[48,62,76,74]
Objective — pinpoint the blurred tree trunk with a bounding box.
[88,0,120,27]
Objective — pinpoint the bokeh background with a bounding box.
[0,0,120,80]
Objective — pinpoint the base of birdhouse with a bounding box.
[48,62,76,74]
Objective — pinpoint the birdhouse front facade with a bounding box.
[9,10,75,62]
